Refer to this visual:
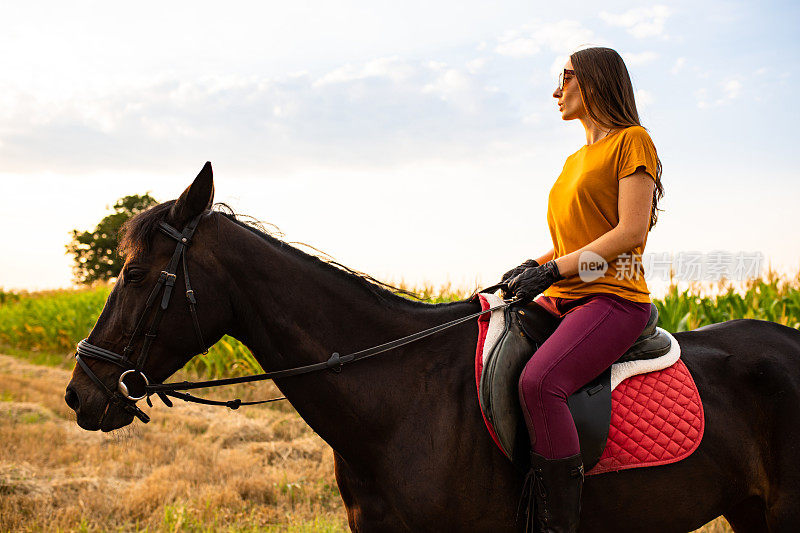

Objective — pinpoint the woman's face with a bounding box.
[553,58,585,121]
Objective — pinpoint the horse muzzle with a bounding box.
[65,382,141,431]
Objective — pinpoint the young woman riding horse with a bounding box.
[500,46,665,532]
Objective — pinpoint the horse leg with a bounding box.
[722,496,767,532]
[765,492,800,532]
[333,451,410,532]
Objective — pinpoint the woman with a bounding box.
[501,47,664,532]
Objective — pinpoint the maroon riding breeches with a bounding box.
[518,293,652,459]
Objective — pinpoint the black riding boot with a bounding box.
[523,452,584,532]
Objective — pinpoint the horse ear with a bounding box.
[170,162,215,226]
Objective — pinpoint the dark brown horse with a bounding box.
[65,165,800,532]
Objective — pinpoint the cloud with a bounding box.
[623,51,658,66]
[0,57,527,176]
[522,112,541,125]
[695,88,709,109]
[695,79,743,108]
[422,68,478,112]
[494,19,595,58]
[466,57,487,74]
[723,79,742,100]
[599,6,671,38]
[671,57,686,75]
[635,89,655,107]
[495,31,541,57]
[313,56,414,87]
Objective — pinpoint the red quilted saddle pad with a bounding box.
[587,358,704,475]
[473,294,705,475]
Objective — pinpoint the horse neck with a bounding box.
[217,220,479,458]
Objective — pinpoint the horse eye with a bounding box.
[124,268,146,284]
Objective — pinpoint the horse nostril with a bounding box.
[65,387,80,411]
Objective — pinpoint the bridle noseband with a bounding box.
[75,212,516,425]
[75,214,206,423]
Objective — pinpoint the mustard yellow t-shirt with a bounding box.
[541,125,658,304]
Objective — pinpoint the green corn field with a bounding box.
[1,269,799,379]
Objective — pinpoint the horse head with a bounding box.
[65,162,233,431]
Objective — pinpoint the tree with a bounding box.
[67,194,159,284]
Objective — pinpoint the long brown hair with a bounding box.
[570,47,664,230]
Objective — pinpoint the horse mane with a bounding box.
[118,200,176,260]
[119,202,468,309]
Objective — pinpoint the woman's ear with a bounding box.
[169,161,215,227]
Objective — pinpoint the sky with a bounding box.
[0,0,798,297]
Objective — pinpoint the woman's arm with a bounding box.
[553,168,655,278]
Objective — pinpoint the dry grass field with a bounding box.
[0,354,347,532]
[0,353,734,532]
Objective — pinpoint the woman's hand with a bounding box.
[501,259,539,283]
[506,260,563,304]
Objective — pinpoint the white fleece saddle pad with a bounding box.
[478,293,681,391]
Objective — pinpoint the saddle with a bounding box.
[478,299,672,472]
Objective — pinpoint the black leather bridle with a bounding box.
[76,214,207,423]
[75,214,514,424]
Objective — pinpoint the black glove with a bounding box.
[506,260,563,305]
[500,258,539,283]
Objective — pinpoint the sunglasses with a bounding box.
[558,69,575,91]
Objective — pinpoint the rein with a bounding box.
[146,293,513,401]
[75,213,515,423]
